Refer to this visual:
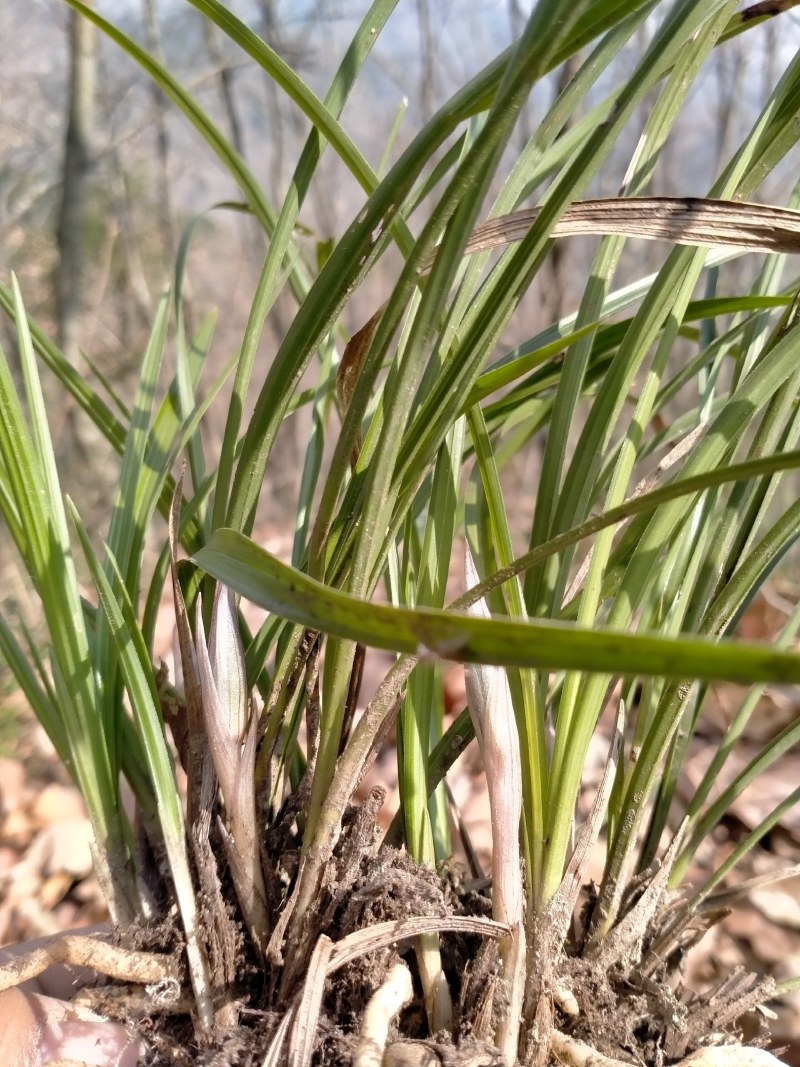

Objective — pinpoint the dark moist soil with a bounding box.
[118,843,503,1067]
[69,792,781,1067]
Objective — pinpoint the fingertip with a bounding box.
[0,988,142,1067]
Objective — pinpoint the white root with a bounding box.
[354,962,414,1067]
[0,933,180,992]
[679,1047,788,1067]
[550,1030,637,1067]
[551,1032,789,1067]
[552,983,580,1018]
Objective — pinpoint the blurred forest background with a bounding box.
[2,1,798,537]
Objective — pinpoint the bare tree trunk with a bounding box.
[56,6,96,359]
[204,11,266,276]
[141,0,175,264]
[508,0,533,146]
[54,6,117,519]
[256,0,286,205]
[416,0,436,121]
[203,18,245,156]
[538,57,579,327]
[714,35,745,173]
[763,18,777,103]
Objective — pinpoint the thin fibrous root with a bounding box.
[354,961,413,1067]
[0,934,181,992]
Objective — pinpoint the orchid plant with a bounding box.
[3,1,800,1064]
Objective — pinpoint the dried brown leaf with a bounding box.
[261,1000,297,1067]
[588,821,687,967]
[464,546,525,1063]
[552,701,624,945]
[326,916,508,974]
[740,0,800,23]
[289,935,333,1067]
[420,199,800,276]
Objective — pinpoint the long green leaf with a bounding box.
[70,502,214,1032]
[196,531,800,686]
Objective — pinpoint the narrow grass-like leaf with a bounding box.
[439,197,800,269]
[195,531,800,687]
[0,280,137,923]
[466,405,547,900]
[188,0,409,242]
[70,502,215,1033]
[211,0,400,531]
[0,616,68,763]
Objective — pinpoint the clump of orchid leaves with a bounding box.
[4,1,800,1065]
